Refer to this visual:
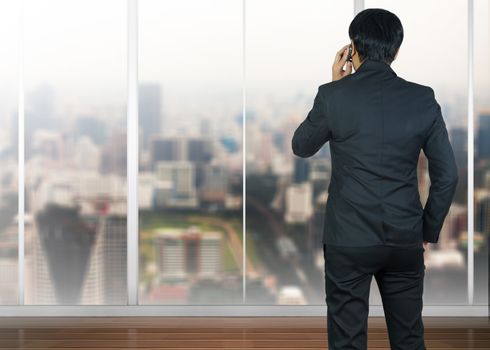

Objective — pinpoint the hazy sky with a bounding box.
[0,0,488,129]
[367,0,489,117]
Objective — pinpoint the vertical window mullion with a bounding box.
[242,0,247,304]
[467,0,475,306]
[127,0,139,306]
[18,0,25,306]
[354,0,364,15]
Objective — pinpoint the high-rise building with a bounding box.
[81,213,127,305]
[149,136,213,170]
[25,85,57,155]
[139,83,162,149]
[186,137,213,189]
[0,218,18,304]
[475,191,490,235]
[187,137,213,163]
[285,182,313,224]
[0,258,17,304]
[25,171,127,305]
[293,157,310,184]
[477,112,490,159]
[155,226,223,280]
[149,136,182,170]
[200,164,228,207]
[26,205,97,305]
[154,161,198,208]
[100,128,127,176]
[450,126,467,169]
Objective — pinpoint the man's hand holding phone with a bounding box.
[332,44,353,82]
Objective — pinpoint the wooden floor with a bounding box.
[0,317,489,349]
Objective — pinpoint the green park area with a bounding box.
[138,210,258,284]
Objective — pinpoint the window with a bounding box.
[474,0,489,305]
[0,0,485,311]
[0,0,19,305]
[138,0,243,305]
[245,0,352,305]
[366,0,468,305]
[23,0,127,305]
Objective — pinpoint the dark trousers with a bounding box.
[323,244,426,350]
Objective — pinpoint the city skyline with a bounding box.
[0,0,488,306]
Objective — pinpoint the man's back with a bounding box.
[292,58,459,247]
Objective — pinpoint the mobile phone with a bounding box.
[347,45,353,62]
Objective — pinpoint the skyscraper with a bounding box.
[81,213,127,305]
[139,83,162,149]
[155,227,223,280]
[477,113,490,159]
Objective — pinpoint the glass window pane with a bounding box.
[24,0,127,305]
[0,0,19,305]
[365,0,468,305]
[474,0,489,305]
[245,0,352,305]
[138,0,243,305]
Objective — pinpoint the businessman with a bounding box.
[291,8,458,350]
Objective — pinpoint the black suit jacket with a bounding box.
[292,59,458,247]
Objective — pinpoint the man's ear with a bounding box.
[350,40,357,56]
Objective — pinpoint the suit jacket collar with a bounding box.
[355,59,397,76]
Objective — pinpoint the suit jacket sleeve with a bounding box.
[422,87,459,243]
[291,86,332,158]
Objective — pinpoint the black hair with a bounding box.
[348,8,403,64]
